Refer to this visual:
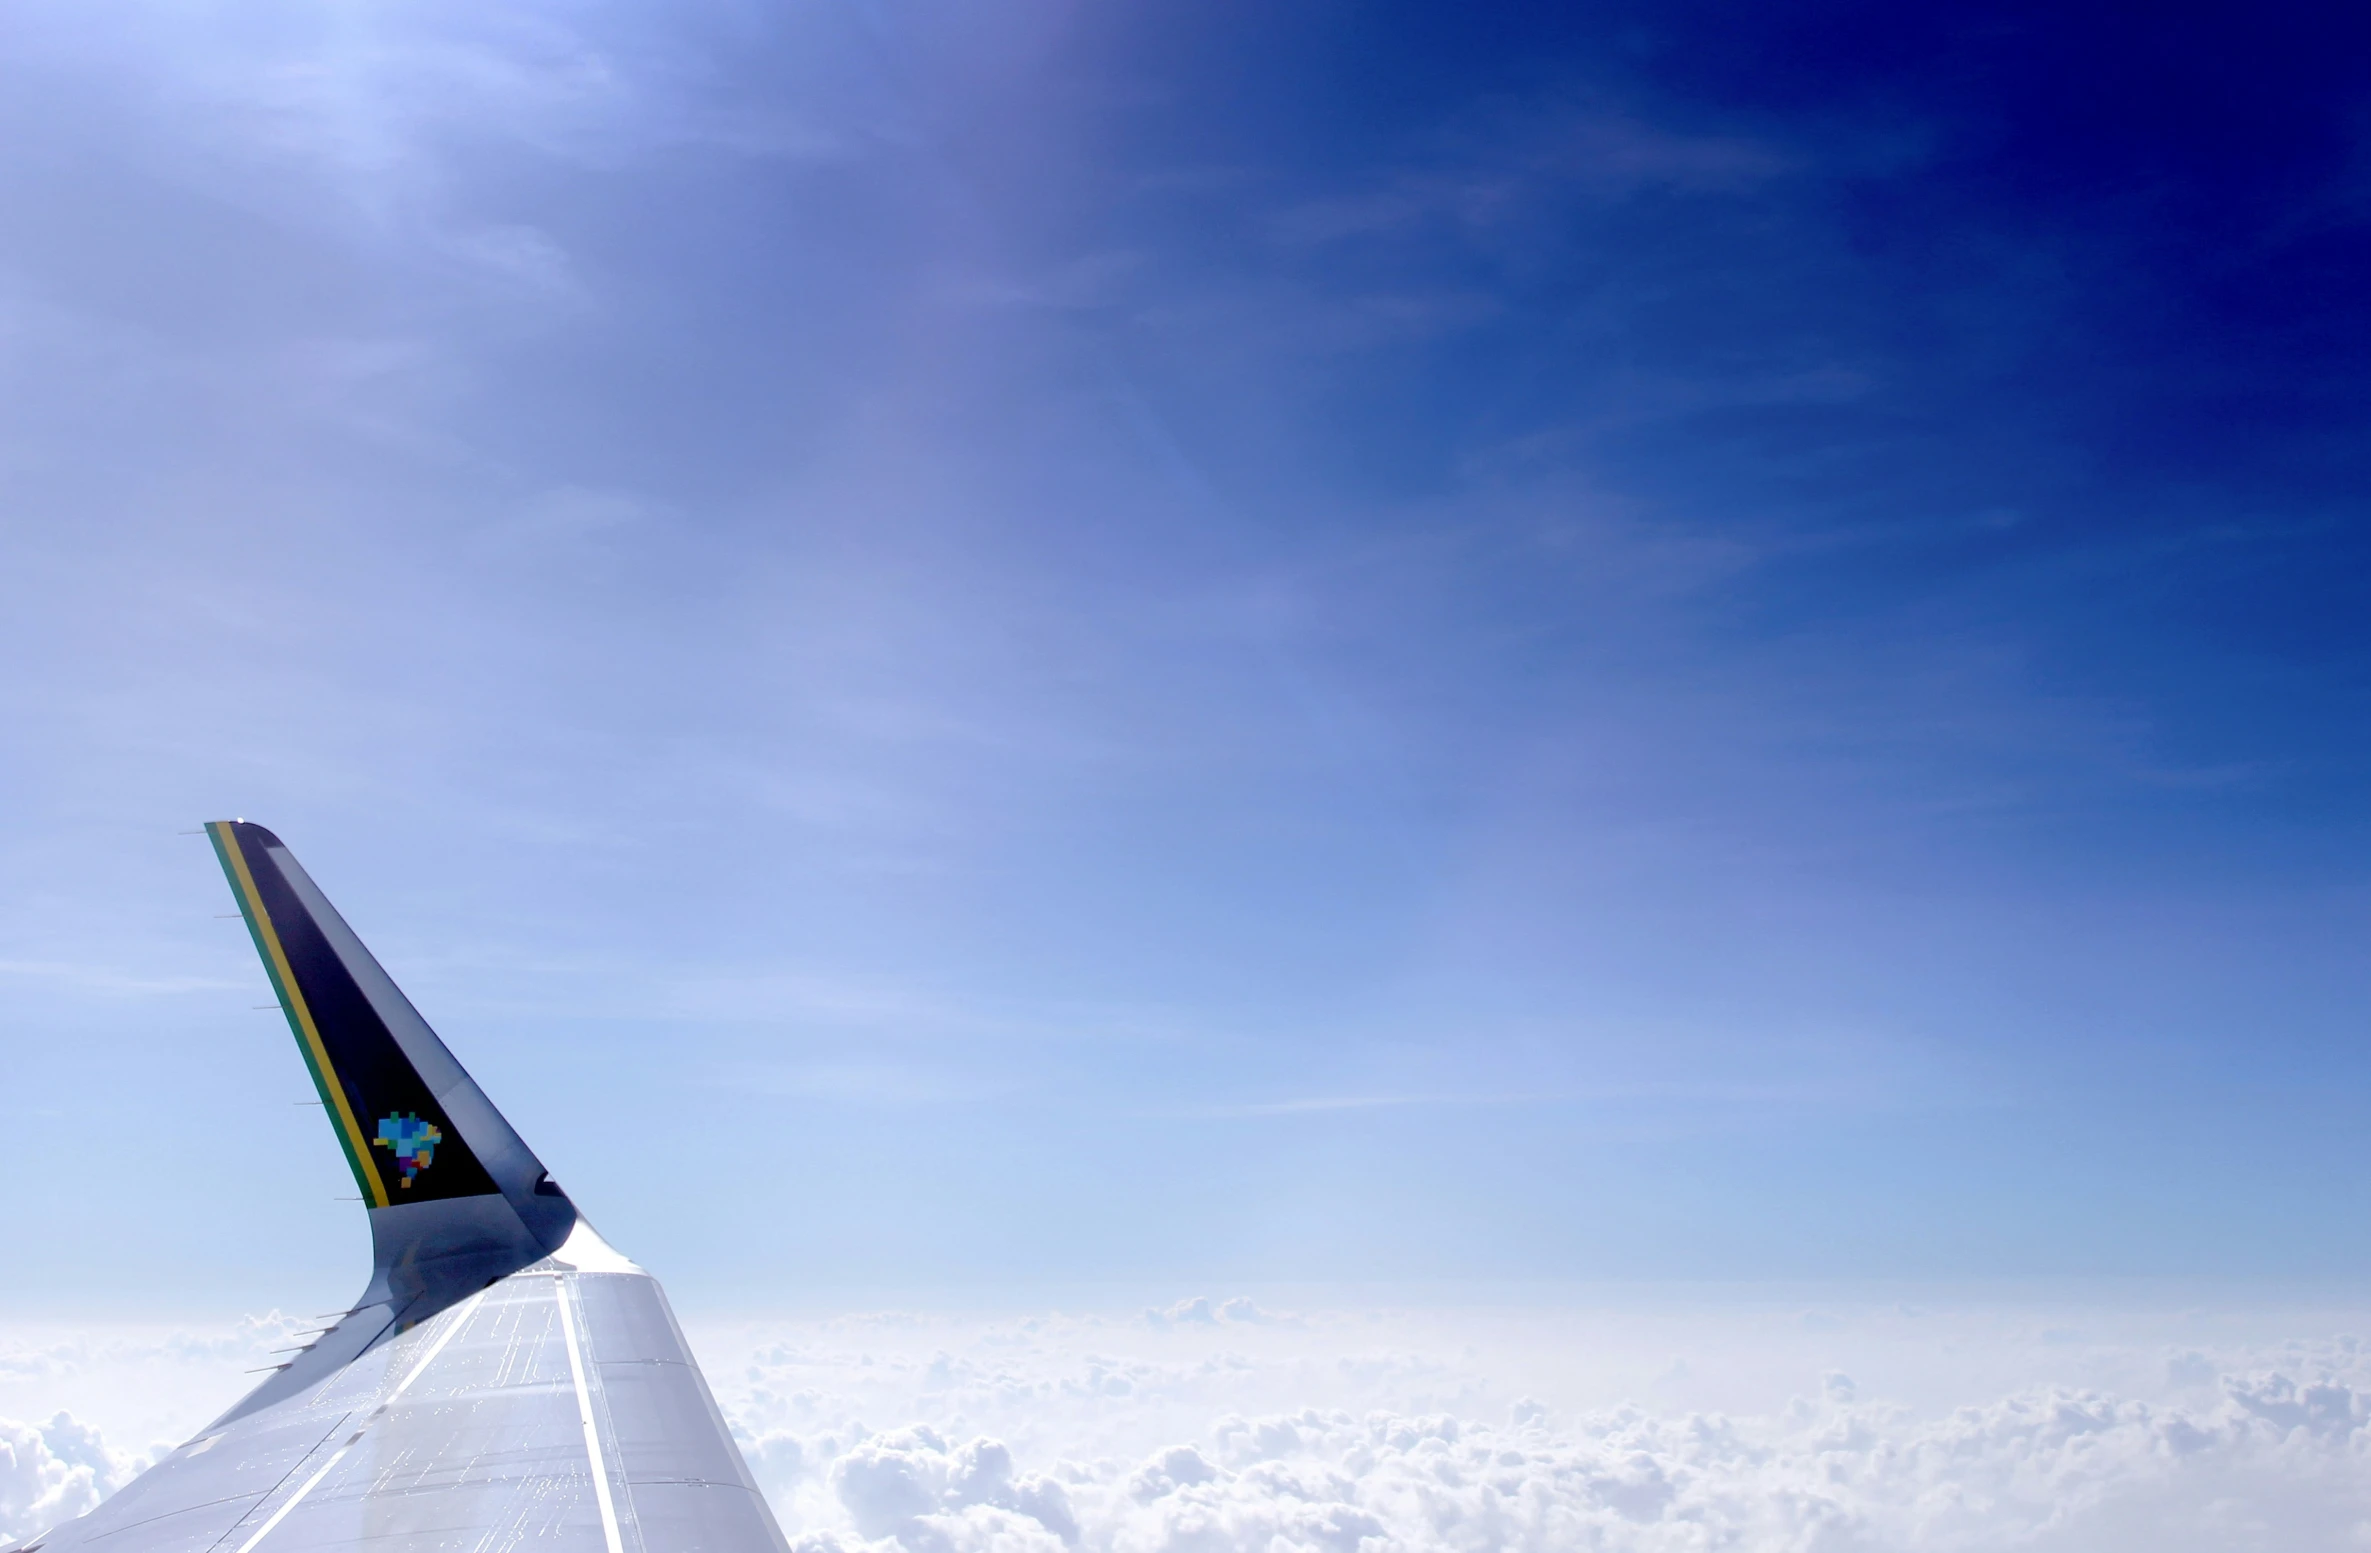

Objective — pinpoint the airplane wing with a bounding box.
[7,822,788,1553]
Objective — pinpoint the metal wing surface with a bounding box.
[8,823,788,1553]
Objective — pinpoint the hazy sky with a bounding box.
[6,0,2371,1303]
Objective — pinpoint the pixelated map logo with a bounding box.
[376,1112,445,1187]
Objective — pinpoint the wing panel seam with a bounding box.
[218,1288,487,1553]
[554,1275,628,1553]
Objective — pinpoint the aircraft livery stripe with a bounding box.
[208,822,389,1208]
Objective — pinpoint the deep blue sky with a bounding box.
[5,0,2371,1303]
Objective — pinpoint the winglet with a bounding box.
[207,822,578,1366]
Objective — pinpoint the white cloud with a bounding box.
[18,1299,2371,1550]
[0,1414,140,1546]
[710,1301,2371,1553]
[1140,1297,1285,1330]
[745,1373,2371,1553]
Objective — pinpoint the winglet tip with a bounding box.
[209,819,287,847]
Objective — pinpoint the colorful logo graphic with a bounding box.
[375,1113,445,1188]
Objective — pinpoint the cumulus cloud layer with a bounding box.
[1,1415,138,1545]
[15,1297,2371,1551]
[695,1296,2371,1551]
[745,1365,2371,1552]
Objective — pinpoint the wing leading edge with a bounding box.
[9,824,788,1553]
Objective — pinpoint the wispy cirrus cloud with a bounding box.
[0,961,237,998]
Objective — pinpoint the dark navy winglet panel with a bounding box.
[210,821,500,1205]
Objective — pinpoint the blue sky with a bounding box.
[5,0,2371,1304]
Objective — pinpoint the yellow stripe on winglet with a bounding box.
[208,822,390,1209]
